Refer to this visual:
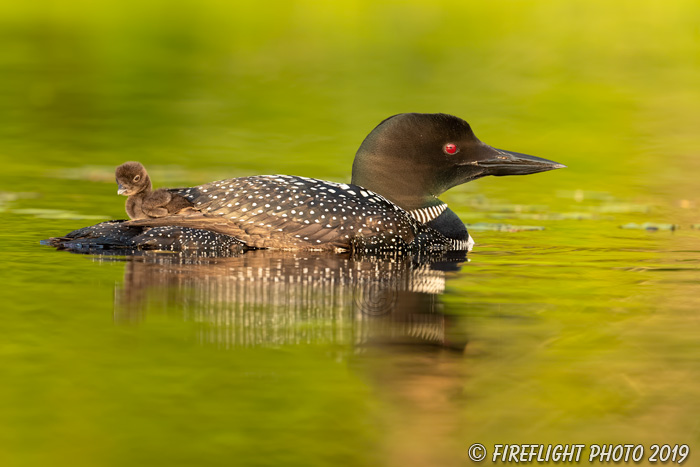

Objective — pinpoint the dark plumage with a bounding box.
[127,174,462,252]
[116,162,193,219]
[47,113,565,255]
[45,221,245,255]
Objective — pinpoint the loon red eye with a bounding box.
[444,143,458,155]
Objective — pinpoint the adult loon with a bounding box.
[46,113,564,254]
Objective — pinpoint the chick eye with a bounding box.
[133,175,141,182]
[444,143,458,155]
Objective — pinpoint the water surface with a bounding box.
[1,2,699,466]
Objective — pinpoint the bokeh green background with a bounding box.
[1,1,699,466]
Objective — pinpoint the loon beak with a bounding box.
[117,186,128,195]
[474,146,566,176]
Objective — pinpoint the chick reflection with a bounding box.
[113,250,468,350]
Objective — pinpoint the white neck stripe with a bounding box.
[408,203,447,224]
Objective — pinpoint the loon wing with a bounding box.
[127,175,418,250]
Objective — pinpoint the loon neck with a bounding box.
[407,202,448,224]
[128,183,153,201]
[136,176,154,196]
[351,152,441,211]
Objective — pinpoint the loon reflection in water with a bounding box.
[109,250,470,351]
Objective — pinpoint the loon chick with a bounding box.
[116,162,193,219]
[48,113,564,254]
[119,113,564,253]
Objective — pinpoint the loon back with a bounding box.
[124,175,458,252]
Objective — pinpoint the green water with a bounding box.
[2,1,700,466]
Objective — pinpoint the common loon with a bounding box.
[46,113,564,254]
[116,161,193,219]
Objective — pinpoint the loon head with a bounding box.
[115,161,152,196]
[351,113,565,210]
